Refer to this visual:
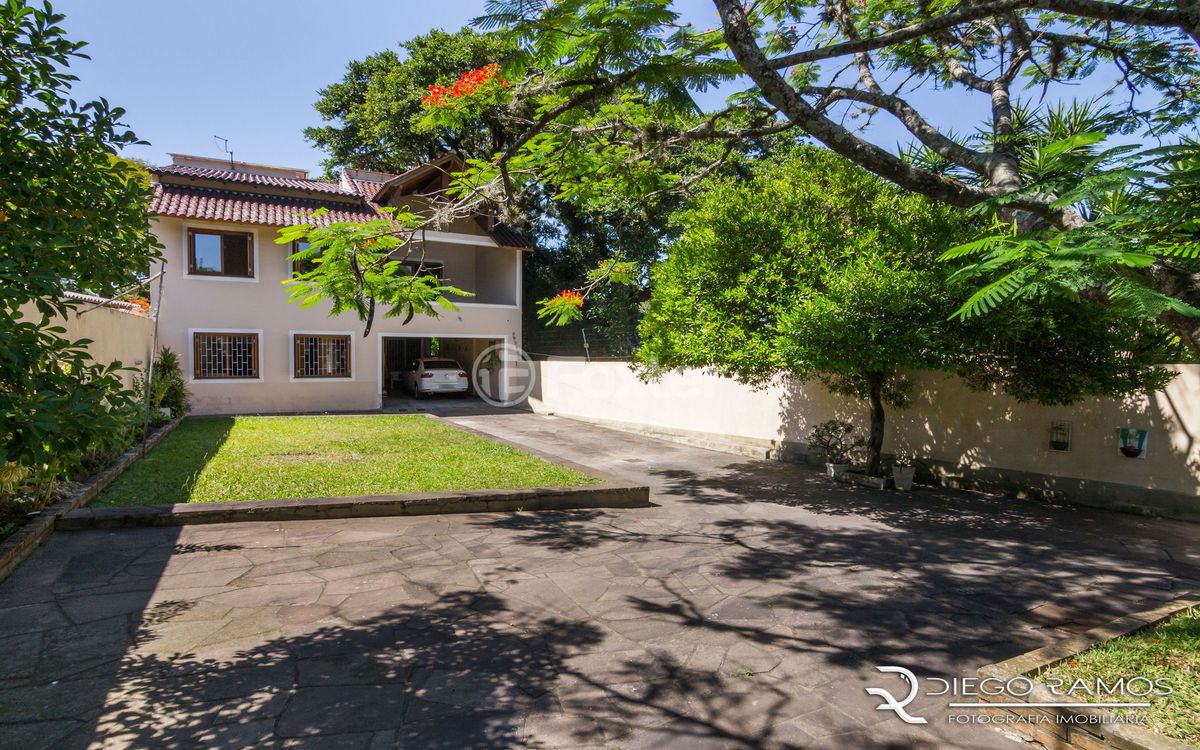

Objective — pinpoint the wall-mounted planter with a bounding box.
[1118,428,1149,460]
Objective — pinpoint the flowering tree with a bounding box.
[422,63,510,107]
[291,0,1200,351]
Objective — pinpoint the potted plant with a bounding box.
[807,420,863,478]
[891,451,916,492]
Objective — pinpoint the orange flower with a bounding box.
[422,63,509,108]
[553,290,584,308]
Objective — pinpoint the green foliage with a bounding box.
[0,1,160,501]
[277,209,472,335]
[535,289,585,326]
[946,139,1200,335]
[636,147,969,388]
[806,420,864,465]
[637,147,1177,471]
[306,27,518,174]
[446,1,1200,346]
[1,314,140,496]
[134,347,189,424]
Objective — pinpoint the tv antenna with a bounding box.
[214,136,235,170]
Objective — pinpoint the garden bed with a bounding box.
[977,596,1200,750]
[1038,607,1200,747]
[0,416,183,583]
[96,414,598,507]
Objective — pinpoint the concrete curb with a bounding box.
[56,482,650,529]
[0,416,185,584]
[977,595,1200,750]
[431,413,636,487]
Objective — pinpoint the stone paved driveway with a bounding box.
[2,413,1198,749]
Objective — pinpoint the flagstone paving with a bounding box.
[2,412,1198,749]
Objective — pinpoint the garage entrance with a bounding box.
[380,335,504,397]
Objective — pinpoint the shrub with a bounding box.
[807,420,864,465]
[134,347,189,423]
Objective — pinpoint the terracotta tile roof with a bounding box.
[351,179,385,202]
[150,156,532,248]
[151,183,379,227]
[151,164,354,196]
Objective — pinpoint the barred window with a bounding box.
[294,334,351,379]
[193,332,259,379]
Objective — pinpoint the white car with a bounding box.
[405,358,469,397]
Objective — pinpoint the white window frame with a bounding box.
[289,330,357,383]
[188,328,265,383]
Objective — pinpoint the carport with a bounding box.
[379,334,503,397]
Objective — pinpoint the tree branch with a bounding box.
[795,85,991,175]
[768,0,1188,69]
[715,0,1001,211]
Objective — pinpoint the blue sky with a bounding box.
[54,0,723,174]
[55,0,1141,176]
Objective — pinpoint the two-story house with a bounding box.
[148,152,528,415]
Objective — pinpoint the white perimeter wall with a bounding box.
[529,360,1200,505]
[18,302,155,391]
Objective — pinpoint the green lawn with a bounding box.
[97,415,596,507]
[1039,608,1199,745]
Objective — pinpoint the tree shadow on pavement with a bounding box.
[42,587,876,750]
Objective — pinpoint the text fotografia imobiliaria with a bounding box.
[866,666,1174,726]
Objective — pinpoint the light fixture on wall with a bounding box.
[1118,428,1149,459]
[1049,421,1071,452]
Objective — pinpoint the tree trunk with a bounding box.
[866,372,886,477]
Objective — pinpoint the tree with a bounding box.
[306,27,518,175]
[305,26,789,344]
[945,137,1200,352]
[420,0,1200,348]
[636,147,1175,474]
[1,1,161,488]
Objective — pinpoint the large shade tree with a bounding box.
[425,0,1197,348]
[637,147,1175,474]
[306,27,519,174]
[306,26,672,346]
[290,1,1199,352]
[304,24,789,345]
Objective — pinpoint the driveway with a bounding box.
[1,412,1197,749]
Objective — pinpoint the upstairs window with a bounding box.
[401,260,444,280]
[193,332,259,379]
[294,334,351,379]
[188,229,254,278]
[291,240,319,275]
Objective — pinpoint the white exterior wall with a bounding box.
[151,216,523,415]
[530,361,1200,507]
[18,302,154,391]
